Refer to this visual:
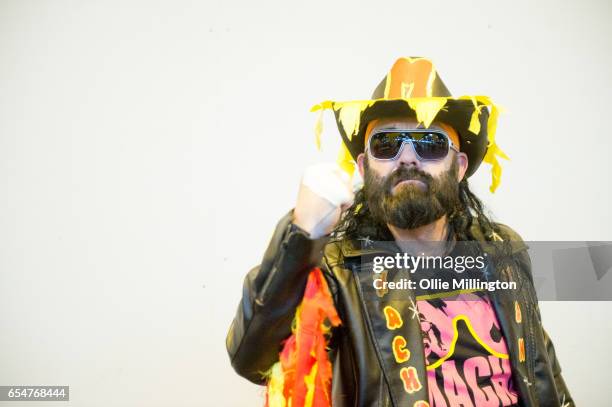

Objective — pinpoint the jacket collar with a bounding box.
[336,221,529,259]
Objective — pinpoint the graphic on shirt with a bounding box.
[417,292,519,407]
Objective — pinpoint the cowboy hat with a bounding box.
[311,57,508,192]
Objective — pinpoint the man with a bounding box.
[226,57,573,407]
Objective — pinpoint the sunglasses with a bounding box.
[366,129,459,161]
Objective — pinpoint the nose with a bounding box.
[395,140,421,169]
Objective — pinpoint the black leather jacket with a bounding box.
[226,212,574,407]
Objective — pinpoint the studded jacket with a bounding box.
[226,212,574,406]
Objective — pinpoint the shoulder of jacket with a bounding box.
[322,238,346,268]
[492,222,526,243]
[469,220,529,257]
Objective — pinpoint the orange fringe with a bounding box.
[265,267,341,407]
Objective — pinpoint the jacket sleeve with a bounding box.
[496,223,574,406]
[541,327,574,406]
[514,245,575,406]
[225,211,329,384]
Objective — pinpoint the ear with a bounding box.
[455,152,469,181]
[357,153,366,178]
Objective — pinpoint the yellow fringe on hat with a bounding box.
[336,142,355,177]
[310,96,509,193]
[483,111,509,192]
[407,97,448,128]
[312,101,333,151]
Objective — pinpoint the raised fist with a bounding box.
[292,163,358,239]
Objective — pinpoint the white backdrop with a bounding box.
[1,0,611,406]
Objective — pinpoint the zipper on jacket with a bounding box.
[378,375,391,407]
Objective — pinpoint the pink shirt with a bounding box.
[416,292,519,407]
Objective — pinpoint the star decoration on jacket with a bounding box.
[561,394,571,407]
[358,236,373,247]
[408,297,419,320]
[523,376,532,387]
[481,264,492,281]
[489,231,504,242]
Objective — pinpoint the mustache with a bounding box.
[386,166,433,189]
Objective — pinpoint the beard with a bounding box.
[363,158,461,230]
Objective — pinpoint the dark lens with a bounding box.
[411,132,449,160]
[369,132,403,159]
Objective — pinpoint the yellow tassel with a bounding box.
[336,142,355,178]
[309,100,333,113]
[314,109,324,151]
[336,101,373,140]
[480,101,509,193]
[303,362,318,407]
[407,97,447,128]
[311,101,334,152]
[267,362,287,407]
[468,97,482,135]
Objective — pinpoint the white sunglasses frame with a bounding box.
[365,129,459,161]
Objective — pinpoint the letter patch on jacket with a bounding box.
[392,335,411,363]
[384,305,403,329]
[400,366,422,394]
